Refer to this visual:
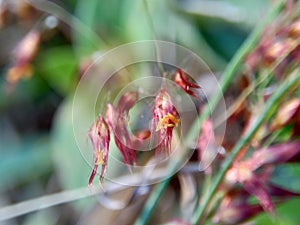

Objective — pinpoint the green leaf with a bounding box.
[0,136,53,190]
[36,46,77,96]
[51,96,90,190]
[272,164,300,193]
[254,198,300,225]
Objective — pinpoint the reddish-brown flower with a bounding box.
[174,69,200,97]
[288,19,300,38]
[217,169,300,225]
[106,92,139,166]
[270,98,300,131]
[152,89,179,154]
[225,140,300,215]
[245,18,300,77]
[88,114,110,186]
[213,194,263,225]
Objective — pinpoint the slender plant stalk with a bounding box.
[190,68,300,224]
[133,160,179,225]
[134,177,171,225]
[143,0,165,76]
[0,162,201,221]
[134,1,286,225]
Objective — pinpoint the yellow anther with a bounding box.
[95,150,105,165]
[167,113,180,125]
[156,113,180,131]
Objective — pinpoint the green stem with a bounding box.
[190,69,300,224]
[143,0,165,76]
[134,177,171,225]
[133,1,286,225]
[134,160,179,225]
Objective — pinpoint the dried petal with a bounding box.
[197,119,217,161]
[174,69,200,97]
[270,98,300,130]
[288,19,300,38]
[226,165,275,215]
[106,93,138,166]
[245,14,300,76]
[117,91,138,114]
[226,141,300,216]
[246,140,300,169]
[290,44,300,62]
[243,176,275,214]
[6,64,33,84]
[245,37,272,72]
[245,50,262,72]
[6,30,40,86]
[88,114,110,185]
[213,204,263,225]
[263,40,292,66]
[214,187,267,224]
[153,89,175,119]
[13,30,40,66]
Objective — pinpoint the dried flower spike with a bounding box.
[88,114,110,186]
